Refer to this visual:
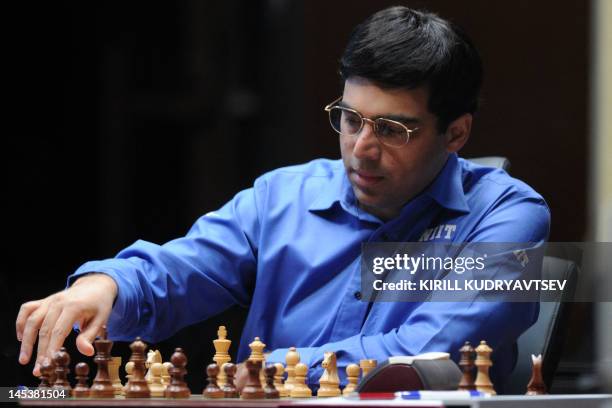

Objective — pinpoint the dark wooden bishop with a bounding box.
[73,362,91,398]
[458,341,476,391]
[51,347,72,396]
[90,326,115,398]
[203,363,224,398]
[125,337,151,398]
[241,359,265,399]
[222,363,239,398]
[264,364,280,399]
[165,348,191,398]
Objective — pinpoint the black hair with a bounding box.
[340,6,483,133]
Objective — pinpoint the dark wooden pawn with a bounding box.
[73,362,91,398]
[125,337,151,398]
[458,341,476,391]
[222,363,239,398]
[51,347,72,396]
[38,358,53,390]
[90,326,114,397]
[165,348,191,398]
[203,363,224,398]
[263,364,280,399]
[241,359,264,399]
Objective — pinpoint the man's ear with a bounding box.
[444,113,472,153]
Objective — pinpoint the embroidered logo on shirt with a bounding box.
[418,224,457,241]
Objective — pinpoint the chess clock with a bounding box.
[356,352,462,392]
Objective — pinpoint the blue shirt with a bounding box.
[68,153,550,388]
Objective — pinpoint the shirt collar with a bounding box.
[308,164,354,212]
[424,153,470,213]
[309,153,469,214]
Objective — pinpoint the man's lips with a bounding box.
[351,168,384,187]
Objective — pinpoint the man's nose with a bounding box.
[352,120,382,160]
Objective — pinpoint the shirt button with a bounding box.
[354,291,362,300]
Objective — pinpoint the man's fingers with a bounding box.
[45,309,79,363]
[76,316,106,357]
[33,305,62,375]
[18,306,47,365]
[16,300,41,342]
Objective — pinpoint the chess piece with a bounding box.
[318,352,341,397]
[264,364,280,399]
[203,363,224,398]
[125,337,151,398]
[274,363,288,397]
[162,362,172,387]
[241,359,265,399]
[359,359,377,378]
[222,363,239,398]
[284,347,300,393]
[122,361,134,395]
[249,336,267,384]
[474,340,496,395]
[73,362,90,398]
[342,364,360,395]
[290,363,312,398]
[165,348,190,398]
[51,347,72,396]
[90,327,115,398]
[148,363,166,397]
[458,341,476,391]
[109,356,123,395]
[145,350,162,384]
[213,326,232,388]
[526,354,548,395]
[38,358,53,390]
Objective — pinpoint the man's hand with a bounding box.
[15,273,118,376]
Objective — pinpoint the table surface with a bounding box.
[16,393,612,408]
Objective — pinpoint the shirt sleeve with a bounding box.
[66,185,263,343]
[267,191,551,386]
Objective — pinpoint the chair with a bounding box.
[467,157,578,393]
[503,256,579,394]
[467,156,511,172]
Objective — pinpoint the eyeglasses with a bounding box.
[324,96,418,147]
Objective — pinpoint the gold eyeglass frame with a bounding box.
[324,96,418,147]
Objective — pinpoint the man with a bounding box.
[16,6,549,390]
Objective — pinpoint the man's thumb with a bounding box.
[76,319,105,356]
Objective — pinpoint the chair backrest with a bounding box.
[467,156,511,172]
[503,256,579,394]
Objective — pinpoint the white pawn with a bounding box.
[122,361,134,395]
[343,364,360,395]
[290,363,312,398]
[149,363,165,397]
[284,347,300,393]
[162,362,173,387]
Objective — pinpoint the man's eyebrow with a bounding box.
[338,101,421,125]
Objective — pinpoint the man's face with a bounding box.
[339,77,450,221]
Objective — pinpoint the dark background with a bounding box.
[4,0,593,392]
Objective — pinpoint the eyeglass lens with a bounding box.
[328,107,408,146]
